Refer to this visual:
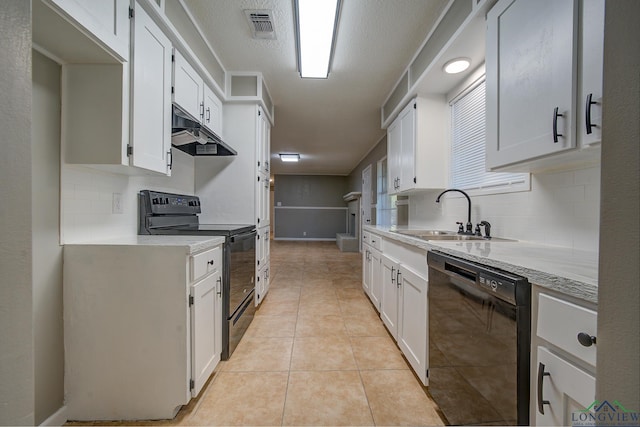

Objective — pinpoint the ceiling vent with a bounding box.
[244,10,276,40]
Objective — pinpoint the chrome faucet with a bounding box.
[435,188,473,234]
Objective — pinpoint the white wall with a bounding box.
[408,165,600,251]
[597,0,640,408]
[32,50,65,425]
[60,149,195,243]
[0,1,34,425]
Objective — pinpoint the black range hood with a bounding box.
[171,105,237,156]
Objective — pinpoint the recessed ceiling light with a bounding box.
[279,153,300,162]
[443,58,471,74]
[294,0,341,79]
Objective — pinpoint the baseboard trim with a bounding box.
[40,405,67,426]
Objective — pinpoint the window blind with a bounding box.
[450,79,528,191]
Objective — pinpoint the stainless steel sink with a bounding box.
[393,229,517,242]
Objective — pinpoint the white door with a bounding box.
[190,272,219,397]
[380,254,399,340]
[536,346,595,426]
[397,266,428,385]
[131,2,172,175]
[361,164,372,244]
[486,0,578,169]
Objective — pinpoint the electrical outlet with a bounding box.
[112,193,123,214]
[303,231,307,236]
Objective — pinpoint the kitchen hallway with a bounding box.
[180,240,442,426]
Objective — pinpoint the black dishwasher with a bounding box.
[427,251,531,426]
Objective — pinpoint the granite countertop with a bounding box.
[64,235,226,255]
[365,225,599,305]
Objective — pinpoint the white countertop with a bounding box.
[64,235,225,255]
[365,225,599,305]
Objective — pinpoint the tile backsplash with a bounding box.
[60,149,195,243]
[408,166,600,251]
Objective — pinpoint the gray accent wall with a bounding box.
[273,175,348,239]
[597,0,640,409]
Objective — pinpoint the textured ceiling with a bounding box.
[182,0,449,175]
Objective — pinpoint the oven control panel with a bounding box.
[140,190,202,215]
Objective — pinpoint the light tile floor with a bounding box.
[69,241,444,426]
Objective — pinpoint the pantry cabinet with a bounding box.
[486,0,604,171]
[387,97,448,194]
[532,290,597,425]
[173,49,223,137]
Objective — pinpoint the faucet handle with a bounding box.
[479,220,492,238]
[474,224,482,236]
[456,222,464,233]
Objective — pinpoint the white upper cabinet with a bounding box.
[173,49,204,121]
[173,49,224,137]
[130,1,173,175]
[486,0,578,169]
[43,0,130,61]
[578,0,605,147]
[387,97,448,195]
[486,0,604,171]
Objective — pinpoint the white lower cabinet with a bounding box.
[536,347,595,426]
[255,225,270,305]
[363,231,430,385]
[397,265,428,384]
[380,253,400,340]
[532,289,597,425]
[63,240,224,420]
[369,246,382,311]
[190,258,222,398]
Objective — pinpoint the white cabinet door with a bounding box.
[48,0,130,61]
[257,107,271,175]
[486,0,578,170]
[173,49,204,122]
[203,84,223,136]
[131,2,172,175]
[190,271,219,398]
[362,246,372,297]
[369,247,382,312]
[536,346,595,426]
[387,119,402,193]
[380,254,399,340]
[578,0,604,147]
[397,266,428,385]
[399,103,416,192]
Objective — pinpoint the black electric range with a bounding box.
[138,190,256,359]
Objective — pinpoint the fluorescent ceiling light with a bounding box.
[280,153,300,162]
[443,58,471,74]
[295,0,341,79]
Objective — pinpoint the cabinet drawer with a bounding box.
[537,293,597,366]
[191,246,221,283]
[362,231,371,245]
[369,233,382,250]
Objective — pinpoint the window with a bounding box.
[450,78,529,194]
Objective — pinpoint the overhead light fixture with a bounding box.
[279,153,300,162]
[443,58,471,74]
[294,0,341,79]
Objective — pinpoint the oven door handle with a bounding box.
[230,231,257,243]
